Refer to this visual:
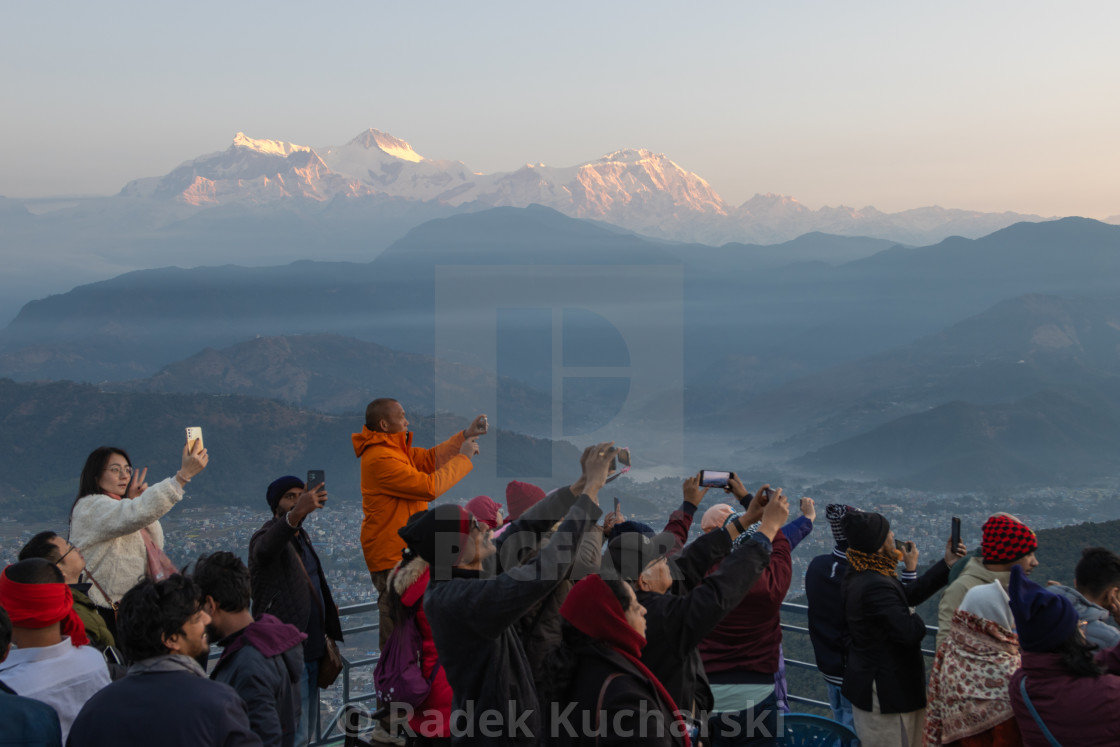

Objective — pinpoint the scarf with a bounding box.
[561,575,691,747]
[924,609,1020,745]
[846,547,898,578]
[0,567,90,647]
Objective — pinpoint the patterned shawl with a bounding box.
[923,608,1020,745]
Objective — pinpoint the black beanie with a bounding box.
[841,511,890,553]
[266,476,304,513]
[397,504,473,571]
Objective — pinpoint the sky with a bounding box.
[2,0,1119,218]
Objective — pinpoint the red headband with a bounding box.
[0,567,90,647]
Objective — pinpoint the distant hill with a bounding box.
[4,213,1120,390]
[728,292,1120,451]
[796,389,1120,489]
[1033,519,1120,587]
[0,378,580,522]
[112,333,615,438]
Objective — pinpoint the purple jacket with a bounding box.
[1010,644,1120,746]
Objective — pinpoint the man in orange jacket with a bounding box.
[353,398,486,648]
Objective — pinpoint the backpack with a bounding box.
[373,601,441,708]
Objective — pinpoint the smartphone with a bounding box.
[608,448,631,472]
[605,448,632,483]
[951,516,962,553]
[307,469,325,489]
[614,497,621,515]
[699,470,731,488]
[185,426,204,451]
[895,539,913,552]
[478,415,488,433]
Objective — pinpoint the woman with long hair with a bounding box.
[69,441,208,638]
[1008,565,1120,746]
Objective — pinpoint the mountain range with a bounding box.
[115,128,1046,247]
[5,206,1120,491]
[0,127,1061,325]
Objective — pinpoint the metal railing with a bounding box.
[293,600,941,743]
[311,601,381,746]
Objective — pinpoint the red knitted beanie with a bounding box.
[981,515,1037,564]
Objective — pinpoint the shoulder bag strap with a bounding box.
[1018,676,1063,747]
[594,672,625,747]
[83,566,120,613]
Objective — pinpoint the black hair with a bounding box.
[116,574,201,662]
[601,576,635,615]
[18,531,62,563]
[365,398,398,431]
[71,446,132,519]
[1076,547,1120,598]
[4,558,64,585]
[192,552,250,613]
[0,606,11,655]
[1056,628,1105,678]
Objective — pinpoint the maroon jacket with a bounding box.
[699,532,792,680]
[1010,644,1120,746]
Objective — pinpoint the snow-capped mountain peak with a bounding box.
[595,148,659,164]
[231,132,311,157]
[117,127,1047,245]
[346,128,424,162]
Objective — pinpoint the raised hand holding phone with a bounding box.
[176,432,209,487]
[683,473,709,507]
[292,482,328,523]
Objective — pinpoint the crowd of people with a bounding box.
[3,395,1120,747]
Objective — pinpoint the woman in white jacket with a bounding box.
[69,441,208,638]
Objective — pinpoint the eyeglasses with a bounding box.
[469,518,483,534]
[54,542,77,565]
[104,465,133,477]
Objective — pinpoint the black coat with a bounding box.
[555,640,688,747]
[638,529,772,716]
[249,516,343,651]
[841,559,949,713]
[424,488,602,746]
[804,550,849,683]
[67,663,260,747]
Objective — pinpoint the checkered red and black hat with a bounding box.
[981,514,1037,564]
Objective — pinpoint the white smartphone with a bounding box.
[185,426,204,451]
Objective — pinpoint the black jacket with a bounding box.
[841,559,949,713]
[638,529,772,716]
[67,655,260,747]
[249,516,342,656]
[804,549,849,684]
[210,616,306,747]
[555,640,688,747]
[424,487,601,746]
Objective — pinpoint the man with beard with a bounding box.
[68,574,260,747]
[195,551,306,747]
